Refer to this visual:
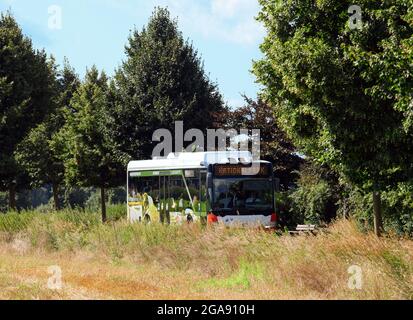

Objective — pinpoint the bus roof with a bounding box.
[128,151,269,171]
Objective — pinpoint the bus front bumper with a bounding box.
[216,215,276,229]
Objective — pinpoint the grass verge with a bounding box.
[0,208,412,300]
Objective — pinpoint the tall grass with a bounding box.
[0,204,126,232]
[0,207,412,299]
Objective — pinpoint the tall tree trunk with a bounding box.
[373,191,383,237]
[52,183,60,211]
[9,183,16,211]
[101,187,107,223]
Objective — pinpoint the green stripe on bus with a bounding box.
[130,170,183,177]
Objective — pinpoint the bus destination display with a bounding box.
[213,164,271,177]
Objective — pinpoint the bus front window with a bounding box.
[212,178,273,215]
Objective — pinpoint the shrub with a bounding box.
[108,187,127,204]
[345,183,413,236]
[290,180,332,225]
[288,165,337,226]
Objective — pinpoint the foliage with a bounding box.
[344,183,413,236]
[0,12,56,205]
[54,67,127,221]
[112,7,225,159]
[84,188,126,211]
[220,96,303,189]
[14,60,81,209]
[63,187,94,209]
[253,0,413,233]
[288,164,338,225]
[108,187,127,205]
[254,0,413,189]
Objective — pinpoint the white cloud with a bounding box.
[211,0,252,18]
[149,0,264,45]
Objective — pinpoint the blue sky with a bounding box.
[0,0,265,109]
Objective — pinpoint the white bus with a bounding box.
[127,151,278,228]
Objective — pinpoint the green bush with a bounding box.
[346,183,413,236]
[289,179,333,225]
[0,188,52,212]
[84,188,127,211]
[287,165,337,226]
[275,191,296,228]
[108,187,127,204]
[64,187,93,209]
[0,186,127,214]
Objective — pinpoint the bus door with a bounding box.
[157,170,206,225]
[157,170,186,224]
[167,173,190,224]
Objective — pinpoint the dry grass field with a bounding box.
[0,209,412,300]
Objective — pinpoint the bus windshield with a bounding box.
[212,178,273,215]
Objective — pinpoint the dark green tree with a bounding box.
[112,7,225,159]
[14,60,80,210]
[56,66,125,222]
[0,12,56,210]
[253,0,413,236]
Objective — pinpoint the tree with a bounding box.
[14,60,80,210]
[56,66,125,222]
[253,0,413,236]
[112,7,225,159]
[0,12,56,210]
[220,96,303,189]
